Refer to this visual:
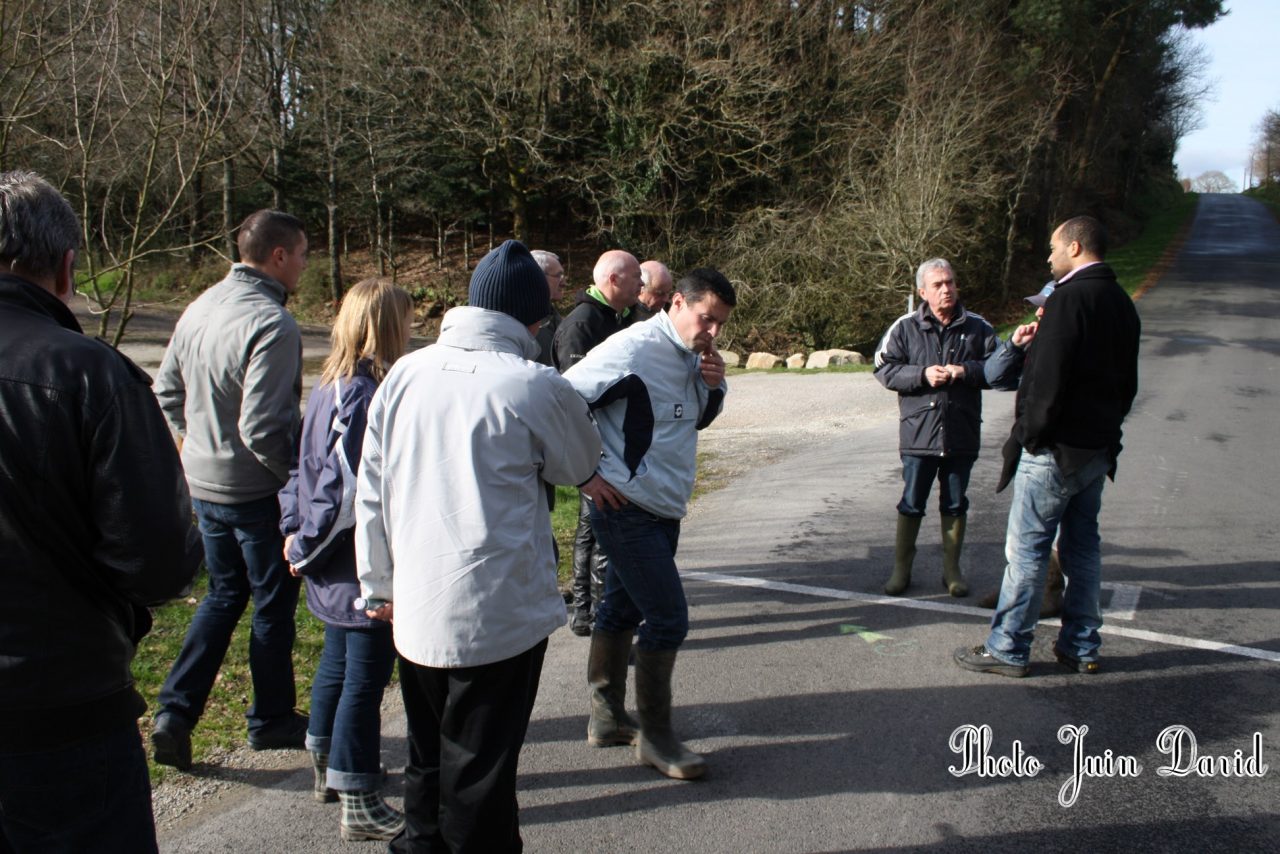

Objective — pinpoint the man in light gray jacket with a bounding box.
[150,210,308,769]
[564,267,734,781]
[356,239,600,852]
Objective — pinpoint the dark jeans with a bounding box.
[897,454,976,517]
[0,722,157,854]
[305,622,396,791]
[391,640,547,854]
[158,495,301,734]
[589,501,688,652]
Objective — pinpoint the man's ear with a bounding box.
[54,249,76,304]
[669,291,686,312]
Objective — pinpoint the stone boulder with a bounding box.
[805,348,867,369]
[746,352,783,370]
[721,351,741,368]
[786,353,806,369]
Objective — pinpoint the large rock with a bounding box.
[805,348,866,369]
[786,353,806,369]
[721,351,741,368]
[746,352,783,370]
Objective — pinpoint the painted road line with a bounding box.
[682,570,1280,665]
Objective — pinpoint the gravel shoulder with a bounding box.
[692,369,898,499]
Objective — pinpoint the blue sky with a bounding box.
[1173,0,1280,189]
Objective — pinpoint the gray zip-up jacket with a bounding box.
[155,264,302,503]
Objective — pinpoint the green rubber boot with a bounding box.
[587,629,639,747]
[884,513,922,595]
[940,514,969,597]
[634,649,705,780]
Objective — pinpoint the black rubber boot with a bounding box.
[940,514,969,597]
[570,493,596,636]
[589,539,608,618]
[1041,548,1065,617]
[311,750,337,803]
[634,649,705,780]
[884,514,922,595]
[587,630,639,747]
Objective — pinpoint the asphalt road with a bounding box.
[158,194,1280,852]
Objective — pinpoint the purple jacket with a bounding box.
[279,361,381,629]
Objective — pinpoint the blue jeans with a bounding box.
[985,449,1111,667]
[158,496,301,734]
[305,623,396,791]
[897,454,975,517]
[589,502,687,651]
[0,722,157,854]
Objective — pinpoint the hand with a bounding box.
[699,343,725,388]
[580,472,627,512]
[1011,322,1038,347]
[943,363,965,382]
[283,534,300,576]
[366,602,393,622]
[924,365,951,387]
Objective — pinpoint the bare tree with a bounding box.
[1250,108,1280,186]
[1191,170,1236,193]
[56,0,256,344]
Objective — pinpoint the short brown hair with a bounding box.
[236,209,305,264]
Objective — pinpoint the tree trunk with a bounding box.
[189,167,204,268]
[223,159,237,261]
[328,149,342,304]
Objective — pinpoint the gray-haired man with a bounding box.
[873,258,999,598]
[0,170,201,852]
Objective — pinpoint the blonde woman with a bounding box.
[279,278,413,841]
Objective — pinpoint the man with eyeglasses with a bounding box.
[531,249,566,368]
[633,259,674,321]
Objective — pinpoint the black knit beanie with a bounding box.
[467,239,551,326]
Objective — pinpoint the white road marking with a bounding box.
[1102,582,1142,620]
[682,570,1280,664]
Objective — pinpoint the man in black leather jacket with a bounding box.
[0,170,202,853]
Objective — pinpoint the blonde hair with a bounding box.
[320,278,414,386]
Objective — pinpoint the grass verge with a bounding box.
[1111,191,1199,299]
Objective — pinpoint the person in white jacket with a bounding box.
[563,267,735,781]
[355,239,600,852]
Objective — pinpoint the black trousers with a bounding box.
[390,639,547,854]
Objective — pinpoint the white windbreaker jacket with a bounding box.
[563,308,726,520]
[355,306,601,668]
